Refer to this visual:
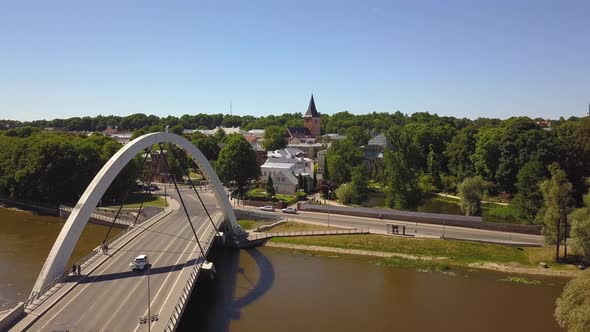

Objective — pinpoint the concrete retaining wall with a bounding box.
[298,202,542,235]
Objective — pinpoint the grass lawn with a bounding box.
[238,219,272,230]
[247,188,297,204]
[270,222,335,232]
[104,193,167,209]
[268,223,577,272]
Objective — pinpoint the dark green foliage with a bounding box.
[512,160,547,223]
[263,126,287,151]
[457,176,489,216]
[345,126,370,146]
[192,137,220,161]
[215,134,260,198]
[326,138,363,184]
[349,166,369,204]
[0,132,136,204]
[266,175,276,197]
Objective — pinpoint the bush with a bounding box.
[335,183,353,205]
[487,205,520,221]
[555,270,590,332]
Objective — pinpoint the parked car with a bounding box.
[260,205,275,212]
[149,184,159,191]
[129,254,149,271]
[282,207,297,214]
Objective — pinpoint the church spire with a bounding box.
[304,94,320,117]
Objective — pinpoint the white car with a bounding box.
[282,207,297,214]
[130,254,149,271]
[260,205,275,212]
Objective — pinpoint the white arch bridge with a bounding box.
[5,132,247,331]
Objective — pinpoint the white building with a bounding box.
[261,148,314,194]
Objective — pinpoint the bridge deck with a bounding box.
[10,192,222,332]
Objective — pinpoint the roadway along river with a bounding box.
[1,207,567,331]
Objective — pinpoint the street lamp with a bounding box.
[139,256,158,331]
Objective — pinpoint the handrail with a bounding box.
[24,215,140,311]
[247,228,370,241]
[164,213,223,331]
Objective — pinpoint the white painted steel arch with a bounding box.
[32,132,240,295]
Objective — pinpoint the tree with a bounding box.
[555,270,590,332]
[170,124,184,135]
[457,176,489,216]
[512,160,546,224]
[383,126,423,210]
[215,134,260,198]
[192,137,220,161]
[212,128,226,143]
[540,163,572,261]
[384,150,422,210]
[570,189,590,263]
[326,138,363,184]
[445,126,478,180]
[263,126,288,151]
[266,175,276,197]
[335,183,354,204]
[349,166,369,205]
[426,144,442,191]
[345,126,370,146]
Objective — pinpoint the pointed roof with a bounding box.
[303,94,320,118]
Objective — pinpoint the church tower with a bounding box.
[303,94,321,137]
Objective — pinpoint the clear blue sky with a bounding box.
[1,0,589,121]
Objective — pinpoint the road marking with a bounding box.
[99,216,196,332]
[35,210,182,330]
[131,220,213,332]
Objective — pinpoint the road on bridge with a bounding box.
[15,187,220,332]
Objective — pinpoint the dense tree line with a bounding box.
[0,128,138,205]
[2,111,589,221]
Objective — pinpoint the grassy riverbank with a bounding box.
[104,193,167,208]
[263,222,579,276]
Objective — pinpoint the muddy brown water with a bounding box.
[180,247,567,332]
[1,207,566,331]
[0,207,122,309]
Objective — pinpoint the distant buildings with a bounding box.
[362,134,392,174]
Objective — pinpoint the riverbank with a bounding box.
[263,222,579,278]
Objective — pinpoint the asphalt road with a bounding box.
[254,209,544,246]
[23,188,219,332]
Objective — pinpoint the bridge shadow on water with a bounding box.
[177,246,275,332]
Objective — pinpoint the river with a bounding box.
[180,247,566,332]
[0,207,122,310]
[1,207,566,331]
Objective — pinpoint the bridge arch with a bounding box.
[32,132,240,295]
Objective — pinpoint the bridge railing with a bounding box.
[247,228,370,241]
[25,215,141,310]
[164,213,224,332]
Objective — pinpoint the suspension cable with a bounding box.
[168,144,221,237]
[103,146,151,243]
[159,143,206,257]
[132,146,163,226]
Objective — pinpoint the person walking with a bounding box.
[72,264,76,276]
[77,264,81,276]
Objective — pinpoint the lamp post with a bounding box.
[147,256,151,332]
[327,190,332,227]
